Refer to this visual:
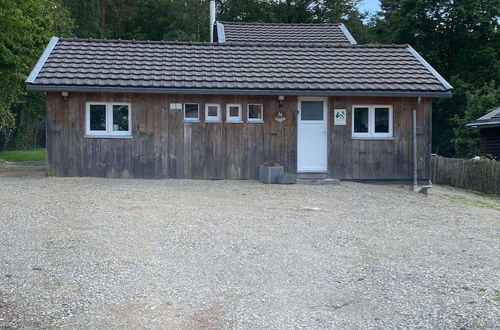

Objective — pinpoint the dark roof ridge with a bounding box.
[219,21,342,26]
[58,37,408,48]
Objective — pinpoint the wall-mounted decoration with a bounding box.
[334,109,346,125]
[275,110,286,122]
[275,95,286,122]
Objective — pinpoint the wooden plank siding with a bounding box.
[479,127,500,160]
[45,92,431,180]
[328,96,432,180]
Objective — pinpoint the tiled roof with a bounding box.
[26,38,452,97]
[466,107,500,128]
[218,21,356,44]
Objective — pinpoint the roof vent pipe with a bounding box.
[209,0,216,42]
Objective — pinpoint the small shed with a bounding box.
[466,106,500,159]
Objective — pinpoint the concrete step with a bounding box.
[297,178,340,185]
[297,173,328,179]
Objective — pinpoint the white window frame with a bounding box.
[247,104,264,123]
[184,103,200,122]
[226,104,242,123]
[352,105,393,139]
[85,102,132,137]
[205,104,221,122]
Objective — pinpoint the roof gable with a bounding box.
[26,38,452,97]
[217,21,356,44]
[466,107,500,128]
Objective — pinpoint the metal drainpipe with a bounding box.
[413,97,422,192]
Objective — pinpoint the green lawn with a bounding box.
[0,148,46,162]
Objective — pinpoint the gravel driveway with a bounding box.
[1,170,499,329]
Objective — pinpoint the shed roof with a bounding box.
[26,37,452,97]
[217,21,356,44]
[466,107,500,128]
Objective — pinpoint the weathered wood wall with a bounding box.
[46,92,297,179]
[46,92,431,180]
[328,96,432,180]
[480,127,500,160]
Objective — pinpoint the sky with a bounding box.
[358,0,381,14]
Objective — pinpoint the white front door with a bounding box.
[297,97,328,172]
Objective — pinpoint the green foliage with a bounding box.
[0,0,73,150]
[453,81,500,158]
[2,0,499,159]
[9,93,46,150]
[373,0,500,156]
[0,148,46,162]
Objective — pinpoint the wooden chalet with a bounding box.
[26,10,452,183]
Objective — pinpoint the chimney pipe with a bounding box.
[209,0,216,42]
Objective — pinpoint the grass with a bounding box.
[440,193,500,211]
[0,148,45,162]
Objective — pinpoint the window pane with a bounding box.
[248,104,262,120]
[301,101,323,120]
[112,105,129,131]
[375,107,390,133]
[229,106,240,117]
[89,104,106,131]
[185,104,199,119]
[207,105,219,117]
[354,107,369,133]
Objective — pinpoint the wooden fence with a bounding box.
[431,155,500,195]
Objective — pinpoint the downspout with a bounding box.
[412,97,422,192]
[209,0,216,43]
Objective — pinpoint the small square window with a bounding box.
[205,104,221,122]
[248,104,263,122]
[226,104,242,123]
[184,103,199,122]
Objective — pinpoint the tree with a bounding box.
[372,0,500,156]
[453,81,500,158]
[0,0,73,149]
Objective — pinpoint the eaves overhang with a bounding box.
[26,84,453,98]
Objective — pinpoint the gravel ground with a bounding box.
[0,168,499,329]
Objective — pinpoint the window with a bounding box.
[226,104,242,123]
[86,102,131,137]
[248,104,263,122]
[205,104,221,122]
[184,103,199,122]
[301,101,324,120]
[352,105,393,138]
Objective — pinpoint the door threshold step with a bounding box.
[297,178,340,185]
[297,173,328,179]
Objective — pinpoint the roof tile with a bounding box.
[28,38,451,95]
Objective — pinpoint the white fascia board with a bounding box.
[339,23,357,45]
[407,45,453,90]
[26,36,59,83]
[216,22,225,43]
